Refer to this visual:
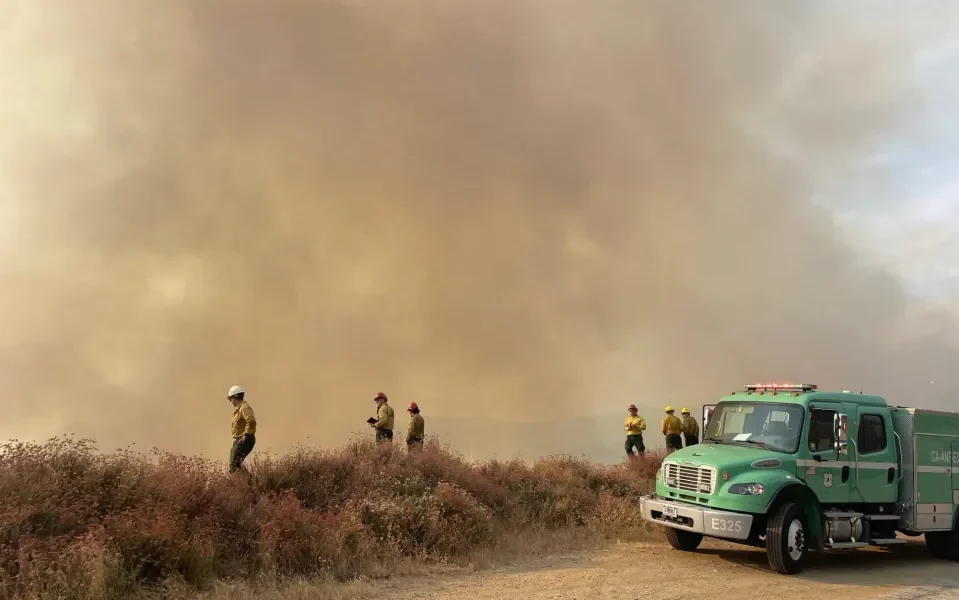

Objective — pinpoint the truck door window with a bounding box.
[857,414,887,454]
[808,409,836,453]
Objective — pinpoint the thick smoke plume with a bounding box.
[1,1,958,459]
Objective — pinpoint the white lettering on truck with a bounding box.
[711,518,743,533]
[930,450,959,465]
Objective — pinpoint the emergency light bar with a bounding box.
[743,383,818,392]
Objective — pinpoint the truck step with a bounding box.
[824,541,870,549]
[869,538,906,545]
[863,514,900,521]
[824,511,864,519]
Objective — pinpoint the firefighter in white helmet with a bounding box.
[228,385,257,472]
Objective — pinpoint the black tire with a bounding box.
[926,529,959,560]
[665,526,703,551]
[766,502,807,575]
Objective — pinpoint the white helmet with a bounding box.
[228,385,245,398]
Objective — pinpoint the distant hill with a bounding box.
[419,403,697,463]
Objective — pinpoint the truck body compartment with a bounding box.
[889,407,959,532]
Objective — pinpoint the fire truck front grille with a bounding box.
[664,462,717,495]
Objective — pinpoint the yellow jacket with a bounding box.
[624,415,646,436]
[407,413,425,442]
[375,403,395,430]
[661,415,682,436]
[231,401,256,438]
[682,415,699,437]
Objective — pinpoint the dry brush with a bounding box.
[0,437,661,599]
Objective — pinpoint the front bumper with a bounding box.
[640,495,753,541]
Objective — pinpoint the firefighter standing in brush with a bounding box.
[624,404,646,457]
[406,402,425,451]
[370,392,395,442]
[661,405,683,451]
[681,407,699,447]
[228,385,257,473]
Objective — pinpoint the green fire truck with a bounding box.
[640,383,959,574]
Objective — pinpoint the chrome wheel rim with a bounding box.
[787,518,805,561]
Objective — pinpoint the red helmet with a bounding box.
[407,401,418,411]
[374,392,387,401]
[628,404,637,411]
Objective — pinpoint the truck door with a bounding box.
[854,407,898,504]
[803,402,851,504]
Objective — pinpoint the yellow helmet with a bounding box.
[664,405,674,412]
[681,407,690,414]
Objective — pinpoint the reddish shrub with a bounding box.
[429,482,494,554]
[0,531,119,600]
[101,504,201,584]
[0,436,658,597]
[255,491,376,579]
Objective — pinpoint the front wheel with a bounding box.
[665,526,703,551]
[926,529,959,560]
[766,502,807,575]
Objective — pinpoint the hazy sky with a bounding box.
[802,35,959,301]
[3,1,959,461]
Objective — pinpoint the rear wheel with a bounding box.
[926,528,959,560]
[665,526,703,551]
[766,502,806,575]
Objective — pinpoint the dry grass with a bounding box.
[0,436,663,599]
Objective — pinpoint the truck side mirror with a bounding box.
[703,405,715,430]
[833,412,848,455]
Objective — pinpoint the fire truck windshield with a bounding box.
[702,402,804,454]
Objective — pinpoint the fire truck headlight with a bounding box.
[728,483,765,495]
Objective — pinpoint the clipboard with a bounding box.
[366,417,377,425]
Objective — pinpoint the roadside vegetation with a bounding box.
[0,436,662,599]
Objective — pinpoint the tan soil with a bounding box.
[372,537,959,600]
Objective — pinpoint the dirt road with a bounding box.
[375,538,959,600]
